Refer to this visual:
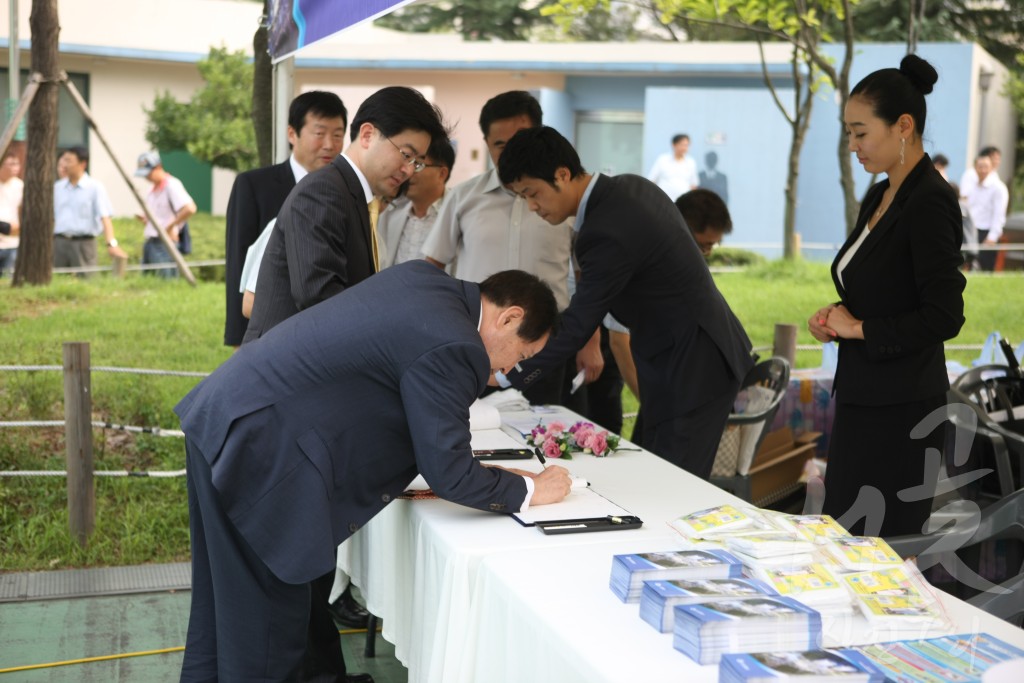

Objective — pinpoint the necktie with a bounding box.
[368,198,381,271]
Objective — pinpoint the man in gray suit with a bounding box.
[177,263,571,681]
[243,86,448,342]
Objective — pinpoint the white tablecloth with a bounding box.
[338,411,1024,683]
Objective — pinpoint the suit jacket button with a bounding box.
[348,523,359,533]
[489,503,505,511]
[381,493,391,503]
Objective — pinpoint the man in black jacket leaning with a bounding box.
[496,126,753,480]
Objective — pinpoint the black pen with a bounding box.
[533,446,547,470]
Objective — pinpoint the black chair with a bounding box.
[886,488,1024,626]
[710,357,791,504]
[946,365,1024,500]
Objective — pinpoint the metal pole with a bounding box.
[63,341,95,547]
[272,57,295,164]
[8,0,19,102]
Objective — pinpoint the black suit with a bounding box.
[822,155,966,537]
[508,174,753,478]
[243,155,376,343]
[178,262,528,681]
[224,161,296,346]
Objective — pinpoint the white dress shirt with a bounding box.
[967,173,1009,242]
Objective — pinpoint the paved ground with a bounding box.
[0,573,407,682]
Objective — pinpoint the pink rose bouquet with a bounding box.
[525,420,621,458]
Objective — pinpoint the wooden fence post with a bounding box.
[63,342,94,546]
[773,323,798,367]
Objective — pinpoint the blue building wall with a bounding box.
[796,43,976,256]
[538,43,983,257]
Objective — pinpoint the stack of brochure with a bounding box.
[724,532,818,567]
[609,549,744,602]
[672,596,822,664]
[857,633,1024,681]
[823,537,903,571]
[668,504,764,540]
[638,577,778,633]
[719,649,885,682]
[771,514,851,543]
[840,564,949,632]
[750,563,853,615]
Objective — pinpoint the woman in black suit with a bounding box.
[808,55,966,537]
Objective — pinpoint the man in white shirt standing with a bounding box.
[0,151,23,277]
[53,146,128,274]
[135,151,197,278]
[377,137,454,270]
[422,90,602,406]
[966,152,1009,271]
[647,133,699,201]
[958,145,1001,199]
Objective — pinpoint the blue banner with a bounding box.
[269,0,418,62]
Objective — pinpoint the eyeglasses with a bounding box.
[381,133,425,173]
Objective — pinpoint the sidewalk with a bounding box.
[0,564,406,682]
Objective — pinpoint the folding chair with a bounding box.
[886,488,1024,626]
[710,357,791,503]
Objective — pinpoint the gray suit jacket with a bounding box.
[243,155,376,343]
[177,261,528,584]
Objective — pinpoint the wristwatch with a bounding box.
[107,238,118,248]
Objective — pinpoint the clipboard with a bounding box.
[536,515,643,535]
[512,487,633,527]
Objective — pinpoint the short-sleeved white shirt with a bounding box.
[647,153,699,201]
[421,168,572,310]
[143,175,194,239]
[0,176,23,249]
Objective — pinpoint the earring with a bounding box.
[900,138,906,166]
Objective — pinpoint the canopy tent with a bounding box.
[269,0,419,63]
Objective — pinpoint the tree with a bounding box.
[550,0,859,248]
[143,48,258,172]
[14,0,60,286]
[376,0,550,40]
[252,2,273,168]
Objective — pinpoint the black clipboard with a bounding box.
[536,515,643,535]
[473,448,534,461]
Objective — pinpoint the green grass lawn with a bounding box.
[1,221,1022,571]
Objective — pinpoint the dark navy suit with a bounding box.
[224,161,295,346]
[178,262,527,680]
[507,174,753,479]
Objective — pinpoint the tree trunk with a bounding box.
[784,58,814,260]
[14,0,60,287]
[252,1,273,168]
[837,0,859,236]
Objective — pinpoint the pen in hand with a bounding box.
[533,446,547,470]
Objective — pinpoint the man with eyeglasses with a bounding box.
[243,86,448,343]
[376,137,455,270]
[238,86,446,683]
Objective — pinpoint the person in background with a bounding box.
[808,54,965,537]
[422,90,602,407]
[698,151,729,205]
[377,136,454,270]
[958,144,1000,199]
[647,133,699,201]
[932,153,949,181]
[608,188,735,445]
[223,91,348,347]
[53,146,127,274]
[0,151,23,277]
[965,152,1009,272]
[134,151,197,278]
